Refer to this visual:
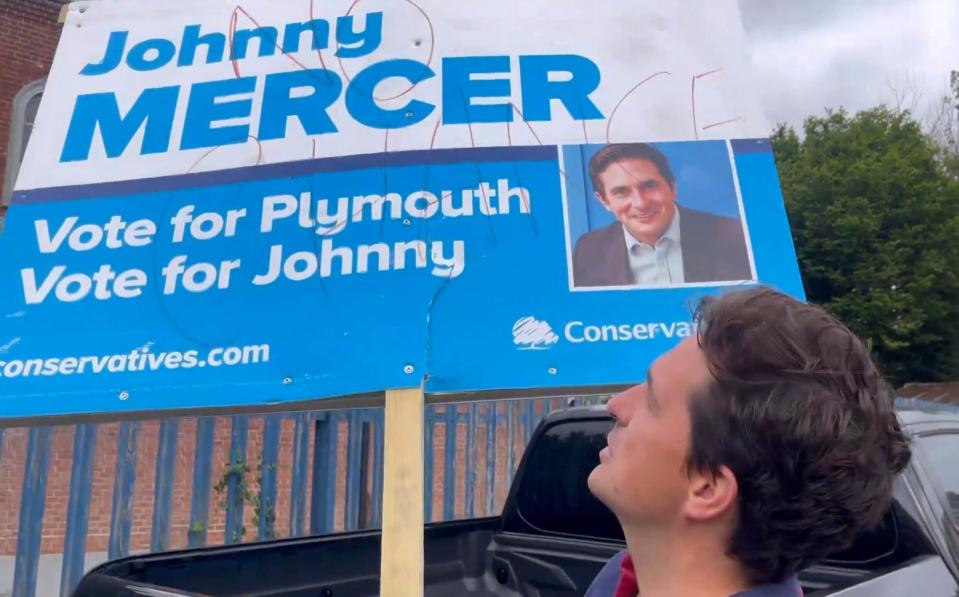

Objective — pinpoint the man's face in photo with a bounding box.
[595,157,678,246]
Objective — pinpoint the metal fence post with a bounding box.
[371,409,385,528]
[257,415,281,540]
[506,400,517,480]
[12,426,52,597]
[424,405,436,522]
[443,405,458,520]
[344,410,364,531]
[60,424,98,597]
[310,412,337,534]
[109,421,140,559]
[150,419,179,553]
[465,404,477,518]
[224,416,249,544]
[289,412,311,537]
[485,402,497,516]
[188,417,216,548]
[357,418,373,529]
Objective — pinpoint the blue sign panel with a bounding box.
[0,139,802,418]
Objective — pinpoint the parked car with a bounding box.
[73,404,959,596]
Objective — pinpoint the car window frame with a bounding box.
[511,416,624,543]
[912,430,959,534]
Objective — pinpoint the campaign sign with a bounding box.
[0,0,803,419]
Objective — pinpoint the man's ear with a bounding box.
[594,191,611,211]
[683,464,738,523]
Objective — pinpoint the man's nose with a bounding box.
[606,391,632,425]
[626,188,650,210]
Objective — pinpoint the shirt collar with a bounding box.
[622,206,681,251]
[613,553,803,597]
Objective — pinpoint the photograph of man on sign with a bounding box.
[566,142,754,289]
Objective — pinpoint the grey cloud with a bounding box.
[737,0,958,130]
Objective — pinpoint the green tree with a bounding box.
[772,107,959,384]
[941,70,958,178]
[924,70,959,179]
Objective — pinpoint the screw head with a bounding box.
[402,218,411,226]
[119,391,130,400]
[548,367,557,375]
[283,377,293,385]
[403,364,414,374]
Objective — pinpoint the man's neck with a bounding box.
[624,526,751,597]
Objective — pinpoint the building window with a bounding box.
[3,79,45,206]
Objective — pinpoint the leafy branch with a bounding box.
[213,458,279,541]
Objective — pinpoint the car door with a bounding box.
[910,426,959,579]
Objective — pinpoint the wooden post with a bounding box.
[380,387,425,597]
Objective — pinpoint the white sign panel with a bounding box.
[17,0,767,191]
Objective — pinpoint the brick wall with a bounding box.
[0,416,316,555]
[0,0,62,209]
[0,402,535,556]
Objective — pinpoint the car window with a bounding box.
[917,433,959,527]
[821,476,938,569]
[513,418,624,541]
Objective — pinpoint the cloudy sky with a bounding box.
[737,0,958,130]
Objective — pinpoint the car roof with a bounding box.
[896,405,959,432]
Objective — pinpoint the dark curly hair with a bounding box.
[687,287,911,585]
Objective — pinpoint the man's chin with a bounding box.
[586,464,608,500]
[625,221,668,244]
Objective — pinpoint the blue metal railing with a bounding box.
[0,396,601,597]
[108,421,138,560]
[12,427,52,597]
[60,423,96,596]
[187,417,216,549]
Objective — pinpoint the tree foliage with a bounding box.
[772,107,959,384]
[922,70,959,180]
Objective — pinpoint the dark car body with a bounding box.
[73,404,959,596]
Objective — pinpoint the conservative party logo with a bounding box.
[512,317,559,350]
[513,316,697,350]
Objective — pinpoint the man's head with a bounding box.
[587,287,911,585]
[588,143,678,246]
